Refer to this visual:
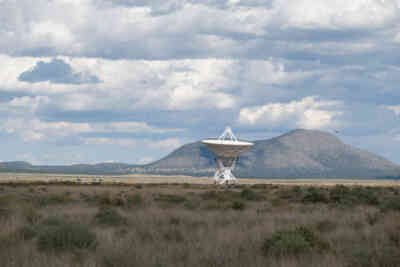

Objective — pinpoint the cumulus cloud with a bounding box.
[96,122,183,134]
[274,0,399,30]
[0,118,182,143]
[2,119,92,142]
[238,96,343,129]
[0,96,50,115]
[1,0,400,164]
[18,58,100,84]
[4,0,399,60]
[84,137,137,148]
[85,137,182,151]
[148,138,183,150]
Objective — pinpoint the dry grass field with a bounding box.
[1,175,400,267]
[1,172,400,186]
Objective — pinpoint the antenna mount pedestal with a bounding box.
[214,157,238,184]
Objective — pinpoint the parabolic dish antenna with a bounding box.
[202,127,253,184]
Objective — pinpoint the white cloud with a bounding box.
[95,122,183,134]
[84,137,137,148]
[1,0,400,166]
[136,157,154,164]
[0,118,182,143]
[0,55,238,111]
[242,60,314,85]
[2,119,92,142]
[238,96,343,129]
[1,0,398,60]
[84,137,182,152]
[29,20,76,51]
[0,96,50,115]
[148,138,183,150]
[274,0,399,30]
[49,58,239,111]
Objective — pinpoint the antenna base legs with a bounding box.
[213,168,237,184]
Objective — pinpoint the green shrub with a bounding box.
[329,185,354,205]
[38,222,97,251]
[232,201,245,211]
[18,225,37,240]
[183,199,199,210]
[381,198,400,212]
[330,186,380,206]
[240,188,262,201]
[94,207,126,226]
[302,187,328,203]
[292,186,302,194]
[126,193,142,206]
[34,194,72,207]
[352,187,380,206]
[262,226,329,257]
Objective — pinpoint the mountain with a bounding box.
[0,162,139,174]
[0,161,35,172]
[148,129,400,178]
[1,129,400,178]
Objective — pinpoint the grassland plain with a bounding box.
[1,179,400,266]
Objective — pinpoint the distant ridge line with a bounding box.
[1,129,400,179]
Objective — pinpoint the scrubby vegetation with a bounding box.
[0,182,400,266]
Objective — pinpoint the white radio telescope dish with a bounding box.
[202,127,253,184]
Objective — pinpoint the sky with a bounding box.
[1,0,400,165]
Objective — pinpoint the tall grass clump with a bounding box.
[262,226,329,257]
[240,188,263,201]
[126,193,143,207]
[37,218,96,251]
[154,193,186,203]
[302,187,328,204]
[94,207,127,226]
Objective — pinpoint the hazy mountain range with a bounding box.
[1,129,400,179]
